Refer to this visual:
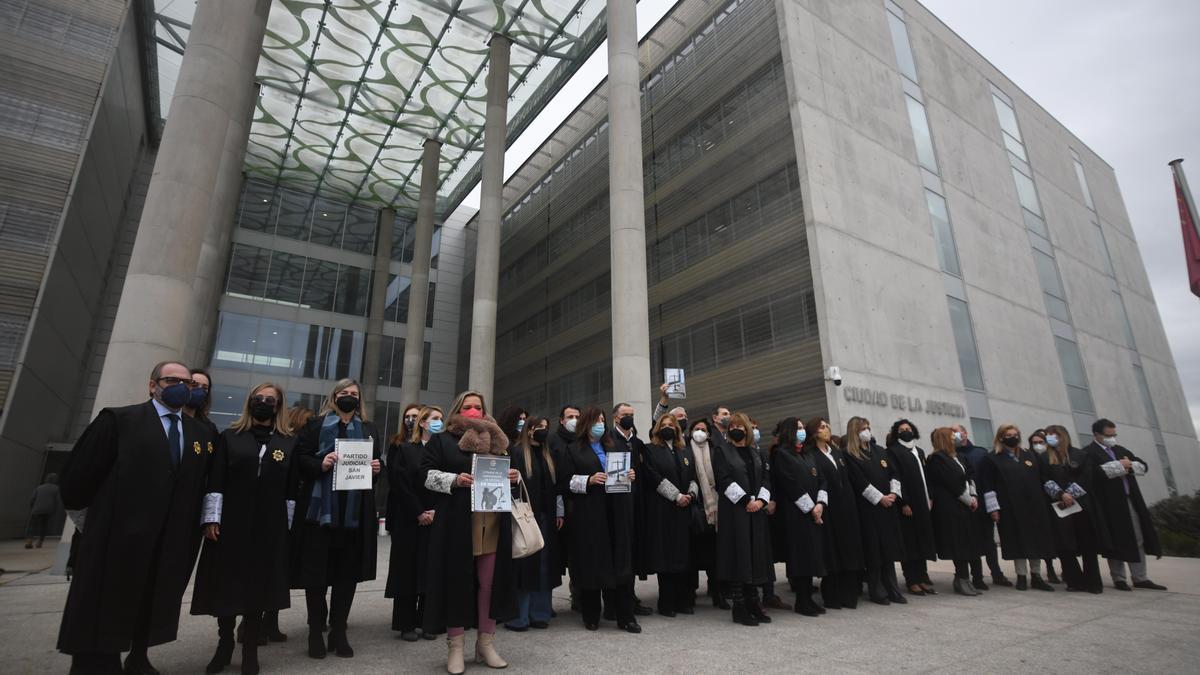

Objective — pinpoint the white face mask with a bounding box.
[1032,443,1047,452]
[859,429,873,443]
[564,418,578,433]
[692,429,708,444]
[1046,434,1059,448]
[1101,435,1117,448]
[952,431,964,444]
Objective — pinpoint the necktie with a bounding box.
[166,414,181,468]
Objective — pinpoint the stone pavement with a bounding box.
[1,538,1198,673]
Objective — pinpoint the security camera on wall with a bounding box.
[826,366,842,386]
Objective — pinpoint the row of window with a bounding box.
[496,273,611,361]
[641,0,745,96]
[374,336,431,390]
[237,181,378,255]
[225,243,374,317]
[212,311,365,381]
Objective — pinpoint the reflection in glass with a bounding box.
[309,196,346,248]
[301,259,338,312]
[275,189,311,241]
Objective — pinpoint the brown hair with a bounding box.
[409,405,445,444]
[1043,424,1072,465]
[576,405,612,449]
[288,406,315,432]
[516,416,556,482]
[728,412,753,445]
[844,416,872,460]
[318,378,368,421]
[651,414,685,449]
[930,426,956,458]
[230,382,292,436]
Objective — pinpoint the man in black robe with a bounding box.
[953,424,1013,589]
[58,361,213,675]
[610,403,653,617]
[1083,418,1166,591]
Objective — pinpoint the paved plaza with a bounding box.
[2,539,1199,673]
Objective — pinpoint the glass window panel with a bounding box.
[335,265,371,316]
[1066,385,1095,414]
[265,251,305,305]
[385,274,410,322]
[425,283,437,328]
[1032,249,1065,298]
[1116,292,1136,347]
[275,190,311,241]
[1002,132,1027,161]
[209,384,245,431]
[969,417,993,446]
[758,169,789,210]
[707,202,732,248]
[1053,336,1090,389]
[731,185,759,228]
[392,217,414,262]
[254,316,303,375]
[925,190,960,276]
[1132,365,1160,427]
[770,293,804,345]
[300,259,338,312]
[906,96,938,172]
[699,108,723,152]
[743,307,773,356]
[691,322,716,373]
[1011,167,1041,216]
[947,296,985,391]
[430,227,442,270]
[1044,293,1070,322]
[1022,208,1049,238]
[309,197,346,248]
[1095,225,1115,277]
[886,10,919,82]
[238,182,276,233]
[1073,158,1095,210]
[421,341,432,390]
[226,243,269,299]
[212,312,260,370]
[715,315,744,365]
[342,204,377,254]
[992,95,1022,142]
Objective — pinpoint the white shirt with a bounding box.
[910,446,931,506]
[819,446,838,471]
[151,398,185,460]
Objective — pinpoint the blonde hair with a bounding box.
[844,416,871,460]
[992,423,1023,454]
[318,378,368,421]
[230,382,293,436]
[651,414,685,449]
[1043,424,1072,465]
[288,406,315,432]
[930,427,956,458]
[410,405,445,443]
[449,390,488,417]
[516,416,556,483]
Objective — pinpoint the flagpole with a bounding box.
[1169,159,1200,243]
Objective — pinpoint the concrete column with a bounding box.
[467,35,511,406]
[360,209,396,407]
[398,139,441,407]
[91,0,271,414]
[605,0,653,425]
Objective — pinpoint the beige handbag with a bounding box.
[510,476,544,559]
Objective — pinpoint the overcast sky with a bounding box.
[459,0,1200,432]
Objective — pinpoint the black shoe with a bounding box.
[421,630,437,640]
[676,606,695,615]
[399,629,419,641]
[1133,580,1168,591]
[1031,575,1055,592]
[617,620,642,634]
[1088,586,1103,595]
[921,584,938,595]
[657,609,676,618]
[585,622,599,631]
[633,604,652,616]
[1015,575,1028,591]
[972,578,989,591]
[236,620,268,646]
[869,595,891,606]
[952,578,978,597]
[328,630,353,658]
[123,653,160,675]
[263,612,287,643]
[530,620,550,629]
[1114,580,1132,591]
[1046,569,1061,584]
[907,585,926,596]
[747,600,772,623]
[731,601,759,626]
[307,629,327,659]
[794,598,821,617]
[763,595,791,610]
[240,643,259,675]
[713,595,731,610]
[887,591,907,604]
[206,638,235,674]
[992,575,1014,587]
[1066,586,1086,592]
[503,624,529,632]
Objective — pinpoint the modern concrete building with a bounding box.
[458,0,1200,503]
[0,0,1196,538]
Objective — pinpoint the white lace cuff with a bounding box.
[1100,460,1127,479]
[725,481,747,504]
[958,486,974,506]
[1066,482,1087,498]
[816,489,828,506]
[757,487,771,503]
[1131,461,1147,476]
[796,493,815,513]
[890,479,903,498]
[202,492,222,525]
[570,474,589,494]
[425,470,457,494]
[984,490,1000,513]
[968,480,977,497]
[1043,481,1064,500]
[657,478,682,502]
[556,495,565,518]
[688,480,700,497]
[286,500,296,530]
[862,484,884,505]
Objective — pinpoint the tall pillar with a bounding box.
[605,0,653,424]
[361,209,396,407]
[467,34,511,406]
[91,0,271,414]
[398,139,441,407]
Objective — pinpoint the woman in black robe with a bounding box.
[977,423,1055,591]
[385,405,443,641]
[1040,425,1111,593]
[686,418,725,608]
[771,417,828,617]
[559,406,641,633]
[420,391,519,673]
[805,417,864,610]
[712,412,774,626]
[887,418,938,596]
[505,416,564,631]
[291,379,381,659]
[194,383,298,675]
[924,427,980,597]
[842,416,906,605]
[640,415,698,617]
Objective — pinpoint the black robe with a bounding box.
[419,429,519,632]
[1038,447,1111,557]
[290,415,380,588]
[385,441,436,598]
[843,443,904,566]
[547,425,576,576]
[888,442,937,562]
[687,438,719,576]
[772,447,828,579]
[924,452,976,561]
[813,446,865,573]
[558,440,636,590]
[57,400,213,654]
[193,426,299,616]
[713,442,773,585]
[1082,442,1161,562]
[640,441,696,574]
[977,449,1054,560]
[511,443,563,592]
[611,428,651,578]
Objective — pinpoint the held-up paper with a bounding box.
[664,368,686,399]
[332,438,373,491]
[1053,501,1082,518]
[472,455,512,513]
[605,452,632,493]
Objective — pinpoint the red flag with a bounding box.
[1173,164,1200,298]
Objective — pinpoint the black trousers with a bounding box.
[1060,554,1101,590]
[306,582,357,632]
[656,572,691,613]
[821,569,859,608]
[901,558,930,587]
[26,513,49,542]
[68,653,122,675]
[580,583,634,625]
[975,516,1003,576]
[953,559,970,579]
[391,592,424,632]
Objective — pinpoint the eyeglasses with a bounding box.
[156,376,196,387]
[253,395,278,407]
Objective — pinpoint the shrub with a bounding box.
[1150,491,1200,558]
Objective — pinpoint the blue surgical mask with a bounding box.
[796,429,807,444]
[752,428,761,444]
[187,387,208,409]
[590,422,606,439]
[1046,434,1059,448]
[516,419,526,433]
[159,382,190,410]
[428,419,444,434]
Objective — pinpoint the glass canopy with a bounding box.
[236,0,609,217]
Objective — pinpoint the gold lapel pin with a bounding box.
[207,441,214,454]
[880,459,888,468]
[192,441,201,455]
[272,449,285,462]
[811,467,818,477]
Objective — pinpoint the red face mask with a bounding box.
[461,407,483,419]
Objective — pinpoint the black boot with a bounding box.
[206,617,235,674]
[728,585,758,626]
[1031,574,1055,592]
[745,587,771,624]
[262,610,287,642]
[241,614,261,675]
[883,565,907,604]
[236,618,267,646]
[866,566,890,605]
[1015,574,1028,591]
[307,628,326,659]
[328,628,354,658]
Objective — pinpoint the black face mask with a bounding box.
[659,427,677,442]
[618,415,635,430]
[532,429,549,445]
[728,428,747,443]
[335,395,358,414]
[679,418,689,431]
[898,430,915,443]
[1002,436,1021,448]
[249,401,275,422]
[404,417,416,429]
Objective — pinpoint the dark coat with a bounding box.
[511,442,563,592]
[772,446,827,579]
[843,443,904,566]
[290,415,380,588]
[1082,442,1162,562]
[687,437,718,575]
[611,427,651,578]
[957,442,997,556]
[977,449,1054,560]
[1038,446,1112,556]
[813,446,864,573]
[547,424,576,576]
[640,441,696,574]
[385,441,436,598]
[57,401,213,654]
[558,439,636,590]
[713,441,773,584]
[193,427,299,616]
[924,452,976,562]
[420,417,519,632]
[888,443,937,562]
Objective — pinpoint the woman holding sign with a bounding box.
[420,391,519,674]
[291,379,381,660]
[640,414,698,618]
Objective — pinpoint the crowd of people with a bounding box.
[56,364,1167,675]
